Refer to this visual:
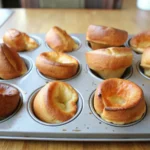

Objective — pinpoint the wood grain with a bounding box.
[1,140,150,150]
[0,0,150,149]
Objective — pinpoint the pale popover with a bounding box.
[45,26,78,52]
[0,83,20,118]
[141,47,150,76]
[3,28,39,52]
[86,25,128,50]
[36,51,79,79]
[94,78,146,125]
[0,44,27,79]
[86,47,133,79]
[130,31,150,53]
[33,81,78,123]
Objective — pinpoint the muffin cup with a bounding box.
[86,65,133,80]
[0,83,23,123]
[27,86,83,126]
[89,90,147,127]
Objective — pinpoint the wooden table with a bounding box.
[1,0,150,149]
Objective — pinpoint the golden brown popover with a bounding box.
[86,47,133,79]
[3,28,39,52]
[86,25,128,50]
[33,81,78,123]
[94,78,146,125]
[0,44,27,79]
[0,83,20,118]
[45,26,78,52]
[141,47,150,76]
[36,51,79,79]
[130,31,150,53]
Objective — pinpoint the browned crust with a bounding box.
[3,28,39,52]
[0,83,20,118]
[94,78,146,124]
[36,51,79,79]
[86,25,128,48]
[141,47,150,68]
[130,31,150,53]
[86,47,133,70]
[0,44,27,79]
[45,26,77,52]
[33,81,78,123]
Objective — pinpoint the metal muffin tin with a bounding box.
[0,34,150,141]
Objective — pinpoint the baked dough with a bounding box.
[3,28,39,52]
[45,26,78,52]
[0,83,20,118]
[86,47,133,79]
[94,78,146,124]
[86,25,128,50]
[33,81,78,123]
[36,51,79,79]
[130,31,150,53]
[0,44,27,79]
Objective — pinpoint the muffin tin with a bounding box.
[0,34,150,141]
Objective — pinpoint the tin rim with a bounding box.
[89,90,147,127]
[27,86,83,126]
[36,57,82,81]
[86,65,133,80]
[0,82,23,123]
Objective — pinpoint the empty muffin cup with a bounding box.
[27,84,83,126]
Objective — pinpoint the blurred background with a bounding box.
[0,0,123,9]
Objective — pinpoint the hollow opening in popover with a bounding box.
[128,38,142,54]
[87,65,133,80]
[36,53,81,81]
[93,78,146,125]
[89,90,146,127]
[101,80,141,109]
[27,85,83,126]
[137,61,150,80]
[0,83,23,123]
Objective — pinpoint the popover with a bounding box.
[86,47,133,79]
[45,26,78,52]
[0,43,27,79]
[86,25,128,50]
[130,31,150,53]
[0,83,20,118]
[3,28,39,52]
[33,81,78,123]
[94,78,146,125]
[36,51,79,79]
[141,47,150,76]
